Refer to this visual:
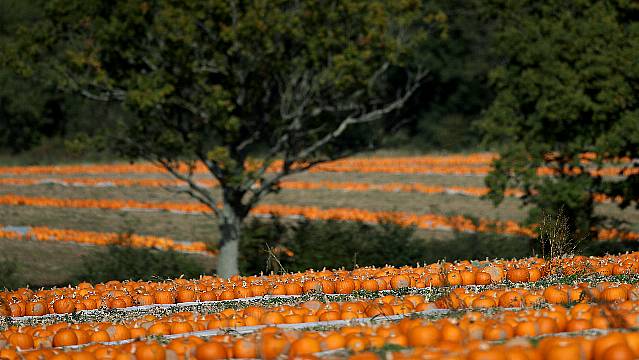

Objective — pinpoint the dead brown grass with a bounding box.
[0,237,215,288]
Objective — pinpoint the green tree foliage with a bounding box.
[0,0,58,153]
[239,217,535,274]
[480,0,639,239]
[0,0,493,158]
[10,0,443,276]
[0,0,126,159]
[0,257,21,290]
[397,0,495,151]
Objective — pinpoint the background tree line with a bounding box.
[0,0,492,157]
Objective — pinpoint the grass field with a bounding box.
[1,156,638,287]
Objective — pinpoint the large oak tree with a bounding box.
[10,0,443,277]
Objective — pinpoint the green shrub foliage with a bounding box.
[76,246,205,283]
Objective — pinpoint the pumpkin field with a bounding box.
[2,153,639,359]
[1,153,638,284]
[2,0,639,358]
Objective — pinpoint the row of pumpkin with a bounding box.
[0,226,209,255]
[0,155,635,177]
[5,325,639,360]
[5,281,639,349]
[0,177,625,204]
[3,252,639,318]
[4,298,639,359]
[0,194,636,241]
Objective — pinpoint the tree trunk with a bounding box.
[216,203,242,278]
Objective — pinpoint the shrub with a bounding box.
[0,257,21,290]
[239,217,533,274]
[581,241,639,257]
[75,246,205,283]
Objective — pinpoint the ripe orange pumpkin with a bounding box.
[176,289,196,303]
[506,268,530,283]
[106,324,132,341]
[390,275,411,289]
[471,296,496,309]
[284,283,302,295]
[53,299,76,314]
[260,312,285,325]
[335,280,355,294]
[475,272,492,285]
[601,286,628,303]
[407,325,440,347]
[194,342,227,360]
[153,291,175,305]
[260,334,290,360]
[136,342,166,360]
[289,337,321,357]
[543,286,568,304]
[232,338,258,359]
[321,333,346,351]
[8,333,34,350]
[302,281,322,294]
[53,329,79,347]
[498,291,523,308]
[25,301,47,316]
[360,280,379,292]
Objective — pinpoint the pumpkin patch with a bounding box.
[2,154,638,358]
[1,252,639,358]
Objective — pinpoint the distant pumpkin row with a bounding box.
[0,226,210,254]
[0,194,636,241]
[0,154,635,176]
[0,177,625,204]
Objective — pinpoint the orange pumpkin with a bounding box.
[53,299,76,314]
[53,329,79,347]
[506,268,530,283]
[136,342,166,360]
[289,337,321,357]
[8,333,34,350]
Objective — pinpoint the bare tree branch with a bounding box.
[156,158,222,218]
[235,130,261,152]
[295,68,428,159]
[240,67,427,201]
[79,88,126,102]
[163,186,218,220]
[167,97,211,121]
[244,158,325,210]
[195,151,226,182]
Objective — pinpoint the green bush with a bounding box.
[75,246,205,283]
[0,257,21,290]
[239,217,534,275]
[581,241,639,257]
[429,232,532,263]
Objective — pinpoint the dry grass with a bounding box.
[537,208,580,259]
[0,237,215,288]
[0,205,217,243]
[0,164,637,288]
[0,205,458,244]
[0,183,530,221]
[0,171,490,187]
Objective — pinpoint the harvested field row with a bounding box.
[1,193,637,241]
[1,157,636,177]
[0,225,210,254]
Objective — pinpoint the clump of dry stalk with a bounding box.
[538,207,581,260]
